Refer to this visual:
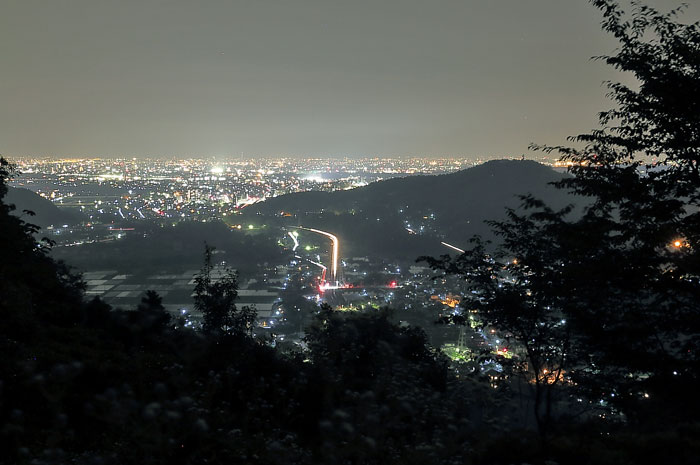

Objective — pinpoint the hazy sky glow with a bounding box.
[1,0,696,159]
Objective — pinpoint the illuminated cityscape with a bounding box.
[11,156,486,222]
[7,156,539,347]
[7,149,522,391]
[9,155,557,242]
[2,0,697,461]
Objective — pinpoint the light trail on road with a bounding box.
[441,241,465,254]
[306,258,327,284]
[296,227,339,282]
[287,231,299,252]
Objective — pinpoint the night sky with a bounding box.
[1,0,696,158]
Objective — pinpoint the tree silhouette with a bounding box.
[422,229,575,437]
[193,244,256,335]
[540,0,700,424]
[0,157,85,334]
[134,290,171,334]
[423,0,700,428]
[138,290,165,312]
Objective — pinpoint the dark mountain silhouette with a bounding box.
[6,186,84,228]
[245,160,577,259]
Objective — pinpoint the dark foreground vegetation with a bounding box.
[2,1,700,464]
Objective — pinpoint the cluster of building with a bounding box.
[9,155,530,370]
[12,157,483,220]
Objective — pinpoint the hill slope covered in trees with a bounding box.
[245,160,576,258]
[6,186,84,228]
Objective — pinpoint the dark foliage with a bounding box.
[422,0,700,441]
[0,157,491,464]
[193,244,256,335]
[0,158,86,338]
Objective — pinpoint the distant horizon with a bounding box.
[5,153,556,162]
